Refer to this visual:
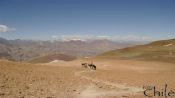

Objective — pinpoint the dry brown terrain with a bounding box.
[98,39,175,64]
[0,58,175,98]
[0,37,135,61]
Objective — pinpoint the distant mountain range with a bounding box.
[98,38,175,64]
[0,37,143,62]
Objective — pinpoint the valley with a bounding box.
[0,38,175,98]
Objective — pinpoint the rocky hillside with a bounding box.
[0,37,138,62]
[29,53,76,63]
[98,39,175,63]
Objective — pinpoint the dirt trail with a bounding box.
[75,70,143,98]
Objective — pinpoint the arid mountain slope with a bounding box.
[98,39,175,63]
[0,37,140,61]
[29,53,76,63]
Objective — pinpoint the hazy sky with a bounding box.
[0,0,175,41]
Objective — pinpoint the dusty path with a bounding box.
[74,70,143,98]
[40,59,175,98]
[1,59,174,98]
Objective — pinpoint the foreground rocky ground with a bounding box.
[0,59,175,98]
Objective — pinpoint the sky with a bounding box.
[0,0,175,41]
